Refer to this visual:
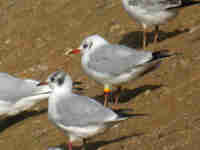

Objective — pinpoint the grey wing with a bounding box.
[0,73,37,103]
[88,45,153,76]
[56,94,118,126]
[129,0,181,11]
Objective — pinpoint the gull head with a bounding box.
[70,34,109,55]
[47,71,72,91]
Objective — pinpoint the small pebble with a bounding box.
[144,90,151,96]
[4,39,11,44]
[110,24,121,33]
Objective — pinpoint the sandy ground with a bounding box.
[0,0,200,150]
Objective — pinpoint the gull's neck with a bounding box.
[48,85,72,122]
[48,84,72,108]
[54,85,72,98]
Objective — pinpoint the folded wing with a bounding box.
[55,94,119,126]
[88,45,153,76]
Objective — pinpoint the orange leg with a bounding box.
[81,139,86,150]
[154,25,159,44]
[114,86,122,105]
[104,92,109,107]
[68,141,73,150]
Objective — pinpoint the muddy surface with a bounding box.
[0,0,200,150]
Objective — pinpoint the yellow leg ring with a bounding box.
[104,88,111,93]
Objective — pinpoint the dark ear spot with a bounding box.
[51,77,55,82]
[57,77,64,86]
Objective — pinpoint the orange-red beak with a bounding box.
[70,49,81,54]
[37,82,48,86]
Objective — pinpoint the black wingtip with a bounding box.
[113,108,134,114]
[113,109,150,118]
[181,0,200,8]
[120,113,150,118]
[151,50,181,61]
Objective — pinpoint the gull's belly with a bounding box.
[57,123,106,142]
[66,125,106,139]
[125,6,177,27]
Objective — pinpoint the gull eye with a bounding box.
[83,44,88,49]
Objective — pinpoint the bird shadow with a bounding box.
[0,109,47,133]
[119,29,189,49]
[94,84,162,105]
[181,0,200,8]
[117,84,162,104]
[53,132,144,150]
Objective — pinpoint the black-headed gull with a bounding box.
[41,71,134,150]
[69,35,170,106]
[122,0,182,48]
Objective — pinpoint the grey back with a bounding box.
[54,94,118,126]
[88,44,152,76]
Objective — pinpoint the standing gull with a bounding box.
[69,34,170,106]
[121,0,182,48]
[0,72,51,116]
[40,71,133,150]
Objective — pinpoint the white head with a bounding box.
[71,34,109,55]
[46,71,73,92]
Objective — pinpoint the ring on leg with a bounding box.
[104,85,111,107]
[114,86,122,105]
